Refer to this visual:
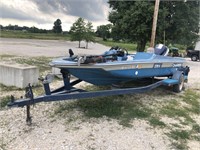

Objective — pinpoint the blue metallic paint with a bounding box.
[64,67,179,85]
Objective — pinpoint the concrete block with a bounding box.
[0,62,39,88]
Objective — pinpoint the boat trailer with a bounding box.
[7,67,189,124]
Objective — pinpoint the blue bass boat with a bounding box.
[50,47,188,86]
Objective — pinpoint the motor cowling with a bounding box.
[154,44,169,56]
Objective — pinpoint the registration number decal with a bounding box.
[153,63,162,68]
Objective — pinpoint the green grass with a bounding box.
[160,90,200,149]
[169,130,191,140]
[173,44,187,51]
[0,96,11,108]
[53,87,199,126]
[169,129,191,150]
[96,38,137,52]
[149,117,166,127]
[192,123,200,133]
[0,83,23,91]
[160,106,194,123]
[0,30,70,40]
[0,55,52,74]
[181,90,200,114]
[14,56,52,73]
[54,89,153,127]
[159,90,200,126]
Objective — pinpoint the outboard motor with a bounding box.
[154,44,169,56]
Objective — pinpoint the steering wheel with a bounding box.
[117,48,128,56]
[123,48,128,55]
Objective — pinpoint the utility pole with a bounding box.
[150,0,160,47]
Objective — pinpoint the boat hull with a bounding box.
[63,67,179,85]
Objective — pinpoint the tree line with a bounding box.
[0,24,50,33]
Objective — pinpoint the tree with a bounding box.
[96,24,112,41]
[70,17,86,48]
[108,0,199,51]
[53,19,62,34]
[70,17,95,48]
[109,1,155,51]
[157,1,199,46]
[85,21,95,49]
[108,1,152,51]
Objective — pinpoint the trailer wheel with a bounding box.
[173,73,184,93]
[191,55,198,61]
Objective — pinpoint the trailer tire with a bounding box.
[172,73,184,93]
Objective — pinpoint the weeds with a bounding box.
[0,55,52,74]
[0,83,23,91]
[54,93,153,127]
[148,117,166,127]
[169,130,191,140]
[192,123,200,133]
[160,106,194,123]
[0,96,11,108]
[14,56,52,73]
[96,38,137,52]
[181,90,200,114]
[169,130,190,149]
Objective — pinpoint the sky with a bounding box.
[0,0,110,31]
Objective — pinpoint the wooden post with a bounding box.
[150,0,160,47]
